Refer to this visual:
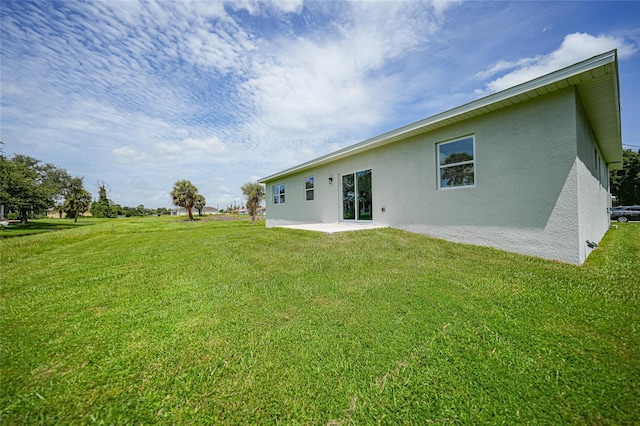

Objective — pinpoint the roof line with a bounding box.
[260,50,618,183]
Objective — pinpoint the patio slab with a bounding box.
[279,222,388,234]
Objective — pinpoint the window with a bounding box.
[304,176,314,201]
[273,184,285,204]
[437,136,475,189]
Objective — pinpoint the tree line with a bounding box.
[610,148,640,206]
[1,146,267,223]
[1,149,92,223]
[0,148,170,222]
[91,182,171,218]
[6,146,636,221]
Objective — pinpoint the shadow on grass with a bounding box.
[0,219,96,238]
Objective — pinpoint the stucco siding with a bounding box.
[397,161,580,264]
[392,88,582,263]
[265,164,340,226]
[575,94,611,263]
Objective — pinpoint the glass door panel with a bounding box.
[356,169,373,221]
[342,174,355,220]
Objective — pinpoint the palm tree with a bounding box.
[62,189,92,222]
[194,194,206,216]
[170,180,199,220]
[241,182,265,222]
[60,176,92,222]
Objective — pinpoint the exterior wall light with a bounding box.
[328,177,333,184]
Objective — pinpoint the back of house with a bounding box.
[260,51,622,265]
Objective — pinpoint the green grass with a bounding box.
[0,218,98,238]
[1,218,638,424]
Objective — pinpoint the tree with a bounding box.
[610,148,640,206]
[91,181,117,218]
[241,182,265,222]
[62,177,92,222]
[195,194,206,216]
[0,151,72,223]
[170,180,199,220]
[97,181,109,202]
[62,190,92,222]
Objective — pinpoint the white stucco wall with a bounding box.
[265,87,610,264]
[575,94,611,264]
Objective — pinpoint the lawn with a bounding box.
[1,217,638,424]
[0,218,97,238]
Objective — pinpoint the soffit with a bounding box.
[260,50,622,182]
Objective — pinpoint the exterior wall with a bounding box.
[265,88,603,264]
[575,94,611,263]
[47,209,92,219]
[265,165,340,227]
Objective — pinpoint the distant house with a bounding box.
[201,206,218,215]
[171,206,218,216]
[260,51,623,265]
[47,208,92,219]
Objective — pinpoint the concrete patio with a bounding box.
[279,222,388,234]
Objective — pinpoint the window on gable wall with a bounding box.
[437,136,476,189]
[273,184,285,204]
[305,176,314,201]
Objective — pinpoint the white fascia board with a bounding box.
[260,50,619,183]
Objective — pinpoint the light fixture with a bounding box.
[328,177,333,184]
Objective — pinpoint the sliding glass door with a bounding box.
[341,169,372,221]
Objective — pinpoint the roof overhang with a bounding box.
[260,50,622,183]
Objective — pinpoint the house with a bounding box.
[259,50,623,265]
[47,208,92,219]
[201,206,219,215]
[171,206,218,216]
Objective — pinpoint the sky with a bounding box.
[1,0,639,209]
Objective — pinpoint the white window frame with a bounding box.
[273,183,285,205]
[304,176,314,202]
[437,135,476,190]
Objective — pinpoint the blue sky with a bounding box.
[1,1,639,209]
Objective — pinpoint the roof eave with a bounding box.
[260,50,622,182]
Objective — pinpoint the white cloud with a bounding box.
[156,142,181,154]
[1,1,457,204]
[233,0,445,166]
[182,137,227,154]
[431,0,463,17]
[271,0,303,14]
[474,56,542,80]
[229,0,303,16]
[112,145,146,163]
[479,32,639,93]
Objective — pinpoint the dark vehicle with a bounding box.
[610,206,640,222]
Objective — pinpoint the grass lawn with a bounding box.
[0,218,98,238]
[1,218,638,424]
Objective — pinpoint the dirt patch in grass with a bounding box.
[178,214,254,222]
